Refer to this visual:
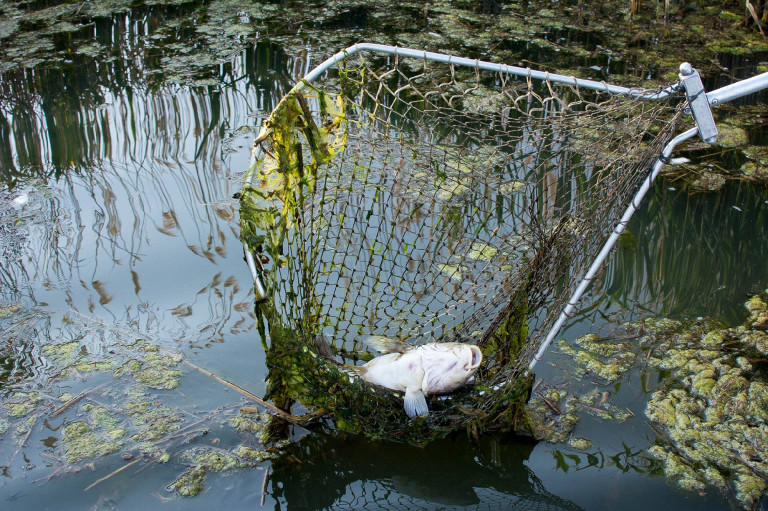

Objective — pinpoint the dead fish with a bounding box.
[347,336,483,418]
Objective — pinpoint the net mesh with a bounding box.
[240,51,682,443]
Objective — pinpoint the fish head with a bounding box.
[421,343,483,394]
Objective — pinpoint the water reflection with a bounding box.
[0,5,309,387]
[272,432,584,511]
[599,180,768,324]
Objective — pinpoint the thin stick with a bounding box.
[84,457,143,492]
[577,404,610,415]
[50,382,109,418]
[10,415,37,465]
[260,466,270,506]
[183,360,304,424]
[536,392,561,415]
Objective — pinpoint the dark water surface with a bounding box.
[1,4,767,510]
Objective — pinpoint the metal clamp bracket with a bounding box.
[679,62,718,144]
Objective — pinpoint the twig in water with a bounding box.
[536,392,561,415]
[84,457,143,492]
[50,382,110,418]
[9,414,38,466]
[183,360,317,426]
[260,466,270,507]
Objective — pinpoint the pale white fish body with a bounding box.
[354,337,483,418]
[359,350,425,392]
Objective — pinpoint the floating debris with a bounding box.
[524,388,579,443]
[0,309,288,497]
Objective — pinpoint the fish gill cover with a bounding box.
[238,50,683,444]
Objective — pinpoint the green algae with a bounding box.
[168,448,248,497]
[524,388,579,443]
[684,166,728,193]
[715,123,749,148]
[568,437,593,450]
[112,344,183,389]
[436,263,467,283]
[462,86,509,113]
[240,82,347,269]
[126,396,183,443]
[235,445,278,463]
[4,391,42,418]
[640,297,768,508]
[567,388,632,422]
[169,464,207,497]
[557,334,637,382]
[468,242,499,262]
[0,303,22,318]
[62,420,123,463]
[41,341,81,367]
[229,411,273,444]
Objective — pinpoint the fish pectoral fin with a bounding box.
[403,388,429,418]
[341,365,366,378]
[365,335,410,354]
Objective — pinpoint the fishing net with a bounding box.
[239,50,682,444]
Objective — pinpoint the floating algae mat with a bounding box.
[549,296,768,508]
[637,297,768,509]
[0,306,284,497]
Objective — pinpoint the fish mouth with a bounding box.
[469,346,483,369]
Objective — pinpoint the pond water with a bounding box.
[1,4,767,511]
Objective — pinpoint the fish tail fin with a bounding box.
[404,388,429,418]
[365,335,409,354]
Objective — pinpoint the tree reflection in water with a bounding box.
[272,432,584,511]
